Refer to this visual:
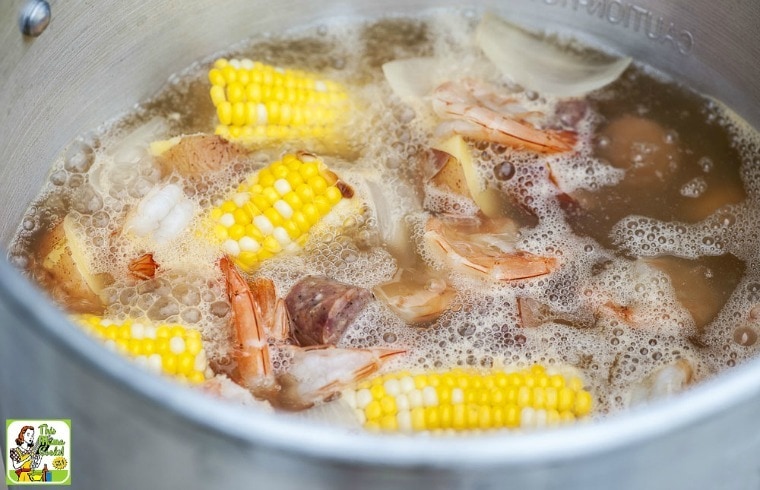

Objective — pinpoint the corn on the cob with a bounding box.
[343,364,593,433]
[208,58,348,144]
[74,314,211,384]
[209,152,346,271]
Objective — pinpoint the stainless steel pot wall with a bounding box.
[1,1,759,488]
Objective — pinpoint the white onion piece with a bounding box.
[108,117,168,165]
[381,57,440,99]
[476,13,632,97]
[364,177,416,266]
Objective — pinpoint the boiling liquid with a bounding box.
[9,12,760,416]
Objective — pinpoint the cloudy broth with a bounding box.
[9,11,760,420]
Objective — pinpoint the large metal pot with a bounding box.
[1,1,759,488]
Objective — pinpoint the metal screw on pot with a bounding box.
[18,0,51,37]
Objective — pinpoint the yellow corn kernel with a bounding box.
[380,415,398,432]
[411,407,426,431]
[380,396,397,415]
[142,338,156,356]
[544,387,558,410]
[208,68,226,87]
[291,211,311,233]
[492,406,505,428]
[282,220,301,240]
[517,386,532,407]
[325,185,343,205]
[491,388,505,406]
[313,195,332,215]
[299,161,320,180]
[370,383,385,400]
[574,391,593,416]
[283,192,303,211]
[557,387,575,412]
[217,101,232,125]
[286,170,305,188]
[425,407,441,430]
[452,404,467,430]
[221,65,237,83]
[505,405,521,428]
[186,336,202,356]
[466,404,479,428]
[549,374,566,389]
[177,352,196,376]
[478,406,492,429]
[228,224,245,240]
[263,208,284,227]
[302,203,321,225]
[307,175,328,195]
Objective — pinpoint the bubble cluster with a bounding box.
[9,11,760,419]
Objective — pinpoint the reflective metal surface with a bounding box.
[18,0,51,37]
[1,1,759,488]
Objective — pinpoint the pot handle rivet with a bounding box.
[19,0,51,37]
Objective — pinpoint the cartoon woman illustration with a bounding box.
[9,425,41,482]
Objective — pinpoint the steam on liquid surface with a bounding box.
[9,11,760,419]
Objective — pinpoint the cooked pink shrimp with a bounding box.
[277,345,404,410]
[220,256,404,409]
[432,79,577,154]
[127,253,159,281]
[424,216,558,282]
[374,268,457,325]
[220,256,276,392]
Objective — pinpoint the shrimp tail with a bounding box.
[491,253,558,281]
[128,253,159,280]
[436,112,577,154]
[220,256,276,392]
[276,346,405,410]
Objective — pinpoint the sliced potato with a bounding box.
[35,215,111,314]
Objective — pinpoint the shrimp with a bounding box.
[628,358,695,406]
[220,256,404,410]
[432,79,577,154]
[127,253,159,281]
[424,216,557,282]
[201,374,275,412]
[374,268,457,325]
[220,256,277,392]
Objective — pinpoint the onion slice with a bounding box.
[381,57,440,99]
[476,13,631,97]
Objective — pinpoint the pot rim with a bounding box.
[3,257,757,467]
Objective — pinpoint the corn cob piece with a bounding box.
[343,364,593,433]
[74,314,211,384]
[208,58,348,144]
[209,152,347,271]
